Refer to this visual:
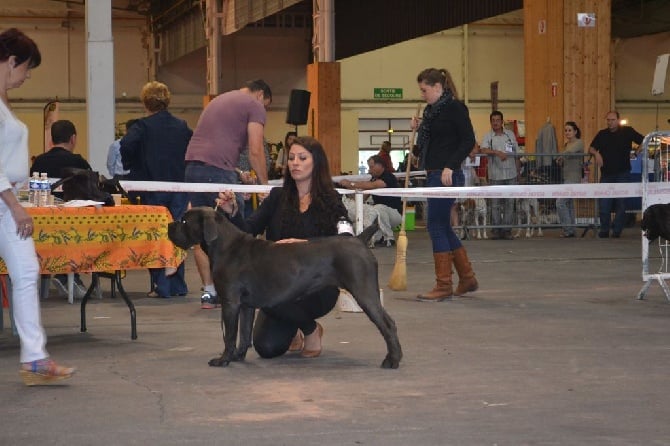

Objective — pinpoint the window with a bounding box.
[358,118,414,172]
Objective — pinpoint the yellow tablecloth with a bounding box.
[0,205,186,274]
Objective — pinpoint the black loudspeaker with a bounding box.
[286,89,311,125]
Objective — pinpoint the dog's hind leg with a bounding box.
[347,282,402,369]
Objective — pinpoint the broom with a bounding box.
[388,105,421,291]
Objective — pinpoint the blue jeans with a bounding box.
[426,170,464,253]
[556,197,575,235]
[598,172,630,235]
[184,161,243,210]
[489,177,517,233]
[141,191,189,297]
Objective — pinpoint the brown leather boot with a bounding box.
[416,252,454,302]
[453,246,478,296]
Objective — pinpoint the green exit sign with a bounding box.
[374,88,403,99]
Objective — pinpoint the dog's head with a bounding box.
[641,204,664,242]
[168,207,220,250]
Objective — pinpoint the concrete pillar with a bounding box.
[85,0,115,173]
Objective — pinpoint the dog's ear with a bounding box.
[203,212,219,244]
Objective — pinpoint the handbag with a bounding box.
[50,167,126,206]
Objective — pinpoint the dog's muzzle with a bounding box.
[167,221,192,249]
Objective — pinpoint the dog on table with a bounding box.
[515,198,543,238]
[167,207,402,369]
[641,204,670,243]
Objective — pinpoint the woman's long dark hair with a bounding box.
[565,121,581,139]
[281,136,341,234]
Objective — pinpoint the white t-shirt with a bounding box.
[0,99,29,193]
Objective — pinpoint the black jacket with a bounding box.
[30,147,91,178]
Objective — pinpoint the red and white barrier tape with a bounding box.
[119,180,670,200]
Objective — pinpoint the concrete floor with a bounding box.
[2,225,670,445]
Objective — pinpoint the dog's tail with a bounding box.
[357,218,379,244]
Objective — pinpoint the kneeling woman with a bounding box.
[216,136,349,358]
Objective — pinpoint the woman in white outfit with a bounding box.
[0,28,75,385]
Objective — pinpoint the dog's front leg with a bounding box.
[232,306,255,362]
[208,300,240,367]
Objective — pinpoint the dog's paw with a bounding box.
[232,349,248,362]
[208,356,231,367]
[380,355,400,369]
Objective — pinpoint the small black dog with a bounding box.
[641,204,670,243]
[168,207,402,369]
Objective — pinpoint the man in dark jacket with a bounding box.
[339,155,402,246]
[588,110,644,238]
[30,119,91,180]
[30,119,91,298]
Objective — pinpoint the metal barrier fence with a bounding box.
[448,152,603,239]
[637,131,670,300]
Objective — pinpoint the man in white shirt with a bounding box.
[479,110,521,240]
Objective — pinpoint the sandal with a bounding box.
[146,290,162,298]
[301,322,324,358]
[20,358,75,386]
[288,330,304,352]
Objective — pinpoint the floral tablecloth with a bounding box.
[0,205,186,274]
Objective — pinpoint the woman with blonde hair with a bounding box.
[121,81,192,297]
[412,68,478,301]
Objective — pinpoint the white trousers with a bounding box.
[0,202,47,363]
[342,196,401,241]
[373,204,402,241]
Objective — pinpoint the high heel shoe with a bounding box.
[301,322,323,358]
[288,329,304,352]
[20,358,75,386]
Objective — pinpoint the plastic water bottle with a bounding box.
[337,216,354,236]
[358,162,366,175]
[38,173,51,206]
[29,172,40,205]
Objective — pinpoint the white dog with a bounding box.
[459,198,488,240]
[515,198,543,238]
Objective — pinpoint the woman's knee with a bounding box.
[253,338,287,359]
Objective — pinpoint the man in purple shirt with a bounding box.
[184,79,272,309]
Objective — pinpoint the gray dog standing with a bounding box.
[168,207,403,369]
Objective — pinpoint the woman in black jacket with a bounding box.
[120,81,192,298]
[412,68,479,302]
